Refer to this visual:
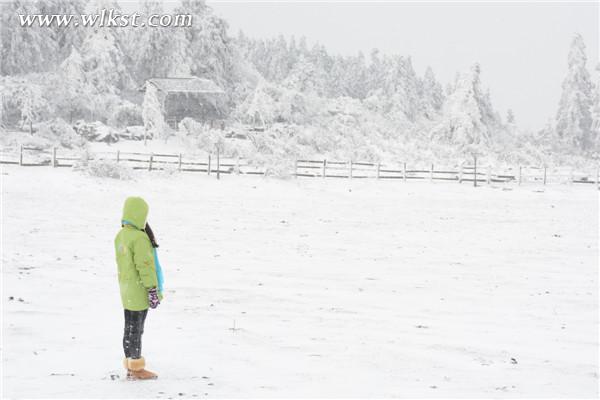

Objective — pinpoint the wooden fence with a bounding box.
[1,145,599,188]
[294,158,600,187]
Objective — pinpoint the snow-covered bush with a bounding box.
[177,117,202,137]
[0,75,52,128]
[16,134,54,150]
[78,159,133,180]
[73,120,119,143]
[177,117,227,152]
[235,82,324,127]
[254,154,296,179]
[120,125,145,140]
[108,102,143,128]
[35,118,86,149]
[154,161,180,178]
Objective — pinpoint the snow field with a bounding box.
[1,165,598,398]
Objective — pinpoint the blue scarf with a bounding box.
[153,247,165,293]
[122,219,165,293]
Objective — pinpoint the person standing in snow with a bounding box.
[115,196,164,380]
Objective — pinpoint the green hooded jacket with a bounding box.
[114,197,160,311]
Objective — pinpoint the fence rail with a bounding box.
[1,145,598,188]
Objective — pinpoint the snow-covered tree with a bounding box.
[0,0,59,75]
[37,0,88,60]
[555,34,594,151]
[420,66,444,119]
[168,29,192,77]
[128,0,190,83]
[16,82,49,131]
[506,109,516,124]
[176,0,237,89]
[80,28,132,94]
[375,55,423,123]
[283,56,318,94]
[56,47,94,122]
[367,49,384,93]
[432,64,503,155]
[265,35,291,82]
[141,83,166,142]
[591,64,600,150]
[328,53,369,99]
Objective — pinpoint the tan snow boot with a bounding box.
[124,357,158,380]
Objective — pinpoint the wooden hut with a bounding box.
[142,77,227,129]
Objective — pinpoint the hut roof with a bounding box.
[146,77,225,94]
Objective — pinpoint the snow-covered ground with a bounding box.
[2,165,598,398]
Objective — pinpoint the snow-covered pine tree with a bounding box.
[283,56,318,94]
[506,109,516,124]
[176,0,236,90]
[327,56,347,98]
[80,28,132,94]
[420,66,444,120]
[168,29,192,77]
[432,63,503,155]
[503,108,516,145]
[0,0,59,75]
[298,36,309,57]
[555,33,594,151]
[141,82,166,143]
[129,0,188,83]
[266,35,291,83]
[37,0,87,60]
[18,83,48,132]
[327,53,369,99]
[382,55,422,122]
[57,47,94,122]
[591,64,600,151]
[307,43,332,97]
[367,49,384,94]
[345,52,368,99]
[287,36,299,73]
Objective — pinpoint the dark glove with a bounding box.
[148,287,160,309]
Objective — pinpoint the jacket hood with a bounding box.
[122,197,148,230]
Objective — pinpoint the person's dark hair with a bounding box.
[144,223,159,248]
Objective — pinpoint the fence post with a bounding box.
[459,164,463,184]
[569,167,573,185]
[518,166,522,185]
[149,153,153,171]
[430,163,434,182]
[216,147,220,180]
[487,165,491,185]
[349,160,353,179]
[473,156,477,187]
[403,162,407,182]
[596,166,599,190]
[294,160,298,178]
[543,166,547,185]
[207,155,211,175]
[376,162,380,179]
[178,153,182,172]
[52,147,57,168]
[322,159,327,178]
[116,150,120,163]
[236,156,240,175]
[19,145,23,166]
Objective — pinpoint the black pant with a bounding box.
[123,309,148,359]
